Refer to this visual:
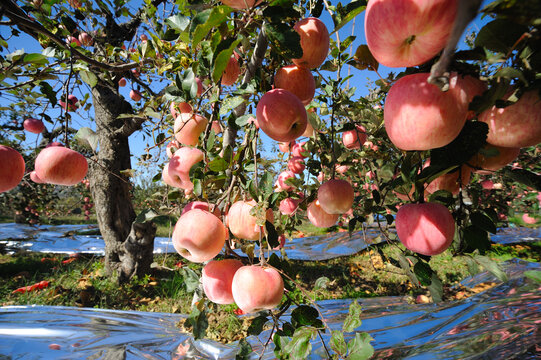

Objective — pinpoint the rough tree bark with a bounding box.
[89,80,156,283]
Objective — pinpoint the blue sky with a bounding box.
[0,0,493,185]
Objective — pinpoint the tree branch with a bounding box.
[2,5,150,73]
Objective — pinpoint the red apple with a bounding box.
[384,72,469,150]
[0,145,25,193]
[118,78,127,87]
[307,200,339,228]
[165,147,204,191]
[395,202,455,256]
[174,113,208,146]
[291,141,308,158]
[130,89,142,101]
[23,118,45,134]
[342,125,367,149]
[78,32,93,46]
[256,89,308,142]
[480,180,494,190]
[221,55,241,86]
[211,121,222,134]
[68,0,81,7]
[468,144,520,174]
[30,170,45,184]
[274,234,286,249]
[364,0,457,68]
[227,200,274,241]
[288,156,305,174]
[59,94,79,112]
[292,17,330,69]
[170,102,193,119]
[522,213,536,225]
[279,197,301,215]
[231,265,284,313]
[172,209,227,263]
[181,201,221,218]
[274,65,316,105]
[202,259,243,304]
[35,147,88,186]
[318,179,354,214]
[275,170,296,192]
[46,142,63,147]
[278,141,295,153]
[478,90,541,148]
[140,34,148,42]
[66,36,81,47]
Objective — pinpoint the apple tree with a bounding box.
[1,0,541,357]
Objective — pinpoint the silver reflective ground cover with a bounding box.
[0,259,539,359]
[0,223,539,260]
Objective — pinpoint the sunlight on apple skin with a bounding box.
[256,89,308,142]
[202,259,243,305]
[318,179,354,215]
[231,265,284,314]
[395,203,455,256]
[365,0,457,68]
[274,65,316,106]
[35,147,88,186]
[172,209,227,263]
[227,200,274,241]
[174,113,208,146]
[0,145,25,193]
[307,200,339,228]
[292,17,330,70]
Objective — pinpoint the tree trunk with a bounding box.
[88,79,156,283]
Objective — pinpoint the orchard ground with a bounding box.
[0,214,539,343]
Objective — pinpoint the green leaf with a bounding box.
[192,6,231,47]
[166,14,190,32]
[212,38,242,83]
[474,255,508,282]
[475,19,528,54]
[74,127,99,152]
[343,300,362,332]
[266,221,279,248]
[181,267,200,292]
[350,44,378,71]
[235,338,252,360]
[470,211,497,234]
[80,71,98,88]
[330,330,347,356]
[39,82,57,106]
[259,172,275,196]
[193,178,203,197]
[332,0,367,34]
[247,315,268,336]
[23,53,48,66]
[347,332,374,360]
[208,157,229,172]
[494,67,528,85]
[186,303,208,340]
[501,168,541,191]
[264,22,303,59]
[463,225,491,254]
[235,114,253,127]
[314,276,330,290]
[414,261,433,286]
[291,306,323,329]
[427,272,443,303]
[283,327,316,360]
[523,270,541,283]
[219,96,245,116]
[134,208,159,223]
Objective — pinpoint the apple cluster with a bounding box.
[171,200,284,313]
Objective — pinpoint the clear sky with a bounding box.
[0,0,493,185]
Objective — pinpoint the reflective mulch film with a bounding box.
[1,223,538,261]
[0,259,539,359]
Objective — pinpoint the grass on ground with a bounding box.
[0,239,539,343]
